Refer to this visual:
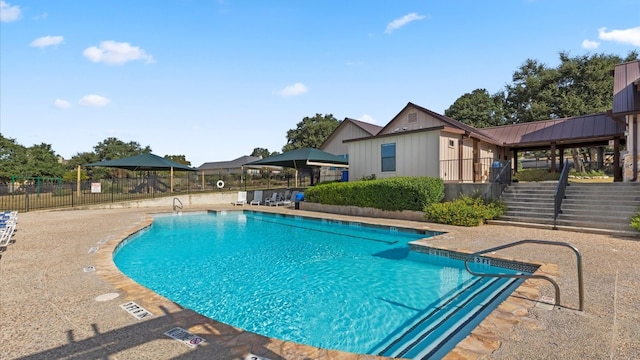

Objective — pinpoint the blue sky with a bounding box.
[1,0,638,167]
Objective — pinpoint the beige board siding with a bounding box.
[348,131,439,180]
[321,122,371,156]
[379,106,449,135]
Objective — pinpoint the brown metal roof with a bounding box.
[479,113,626,148]
[344,117,383,136]
[381,102,502,145]
[613,60,640,115]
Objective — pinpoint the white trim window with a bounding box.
[381,143,396,172]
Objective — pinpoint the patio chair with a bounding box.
[235,191,247,206]
[250,190,263,206]
[0,220,16,247]
[266,192,280,206]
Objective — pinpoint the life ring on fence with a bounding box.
[216,180,225,189]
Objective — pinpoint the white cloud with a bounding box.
[275,82,308,97]
[54,99,71,109]
[598,26,640,46]
[79,95,111,107]
[0,0,21,22]
[30,35,64,48]
[357,114,377,124]
[83,40,154,65]
[385,12,426,34]
[581,39,600,49]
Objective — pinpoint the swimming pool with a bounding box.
[114,211,534,359]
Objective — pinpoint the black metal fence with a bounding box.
[0,170,328,212]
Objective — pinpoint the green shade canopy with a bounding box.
[245,148,348,170]
[85,153,196,171]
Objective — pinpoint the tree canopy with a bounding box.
[283,113,341,152]
[93,137,152,161]
[444,89,506,128]
[251,147,279,158]
[164,155,191,166]
[447,51,639,126]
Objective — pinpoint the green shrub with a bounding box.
[631,211,640,231]
[424,195,506,227]
[304,176,444,211]
[513,169,560,182]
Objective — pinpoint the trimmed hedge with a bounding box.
[304,176,444,211]
[424,195,506,226]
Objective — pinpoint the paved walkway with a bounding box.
[1,207,638,359]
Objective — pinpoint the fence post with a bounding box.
[25,192,29,212]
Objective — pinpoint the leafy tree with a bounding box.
[445,89,506,128]
[503,51,639,123]
[0,134,29,181]
[66,151,109,179]
[25,143,66,178]
[164,155,191,166]
[250,147,274,158]
[504,59,558,123]
[93,137,152,161]
[283,114,341,152]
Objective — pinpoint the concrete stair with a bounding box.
[492,182,640,235]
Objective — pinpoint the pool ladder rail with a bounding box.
[463,239,584,311]
[172,197,183,215]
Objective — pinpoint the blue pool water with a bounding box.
[114,211,530,359]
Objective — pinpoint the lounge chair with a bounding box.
[266,192,280,206]
[235,191,247,206]
[0,219,16,247]
[251,190,263,206]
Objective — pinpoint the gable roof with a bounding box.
[377,102,502,145]
[347,118,383,136]
[479,112,625,148]
[319,118,383,149]
[612,60,640,116]
[197,155,262,171]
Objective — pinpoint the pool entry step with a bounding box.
[371,276,522,359]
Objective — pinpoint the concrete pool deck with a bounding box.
[1,206,638,360]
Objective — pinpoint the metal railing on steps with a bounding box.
[553,160,570,229]
[463,239,584,311]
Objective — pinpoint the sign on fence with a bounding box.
[91,182,102,193]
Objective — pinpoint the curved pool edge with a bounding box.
[99,210,557,360]
[98,212,392,360]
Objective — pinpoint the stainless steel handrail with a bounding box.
[463,239,584,311]
[172,197,183,212]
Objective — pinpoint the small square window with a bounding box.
[448,139,455,148]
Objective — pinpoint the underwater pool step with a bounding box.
[373,276,521,359]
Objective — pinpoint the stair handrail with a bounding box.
[463,239,584,311]
[172,197,183,212]
[553,159,570,229]
[483,159,513,202]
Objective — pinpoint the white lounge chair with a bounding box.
[235,191,247,206]
[251,190,263,206]
[0,220,16,247]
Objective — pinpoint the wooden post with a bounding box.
[76,165,81,195]
[170,167,174,193]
